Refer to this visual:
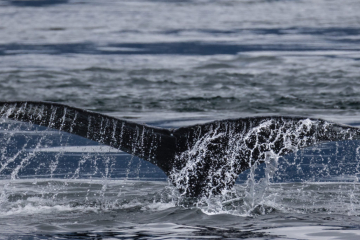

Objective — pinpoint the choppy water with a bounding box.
[1,0,360,239]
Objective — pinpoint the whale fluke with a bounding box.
[1,101,360,197]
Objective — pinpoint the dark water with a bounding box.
[1,0,360,239]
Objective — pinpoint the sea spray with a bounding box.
[2,104,360,216]
[169,118,360,215]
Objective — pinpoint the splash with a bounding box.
[0,122,162,215]
[169,118,360,215]
[2,102,360,216]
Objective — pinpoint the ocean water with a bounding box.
[1,0,360,239]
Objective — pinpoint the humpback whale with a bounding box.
[1,101,360,197]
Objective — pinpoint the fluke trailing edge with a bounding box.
[1,101,360,197]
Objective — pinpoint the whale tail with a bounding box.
[1,101,360,197]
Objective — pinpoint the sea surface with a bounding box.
[1,0,360,239]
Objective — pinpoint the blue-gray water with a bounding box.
[1,0,360,239]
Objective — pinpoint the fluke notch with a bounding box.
[1,101,360,197]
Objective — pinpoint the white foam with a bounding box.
[0,203,98,217]
[143,201,176,211]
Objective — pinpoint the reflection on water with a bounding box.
[2,179,360,239]
[2,0,360,238]
[1,120,360,239]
